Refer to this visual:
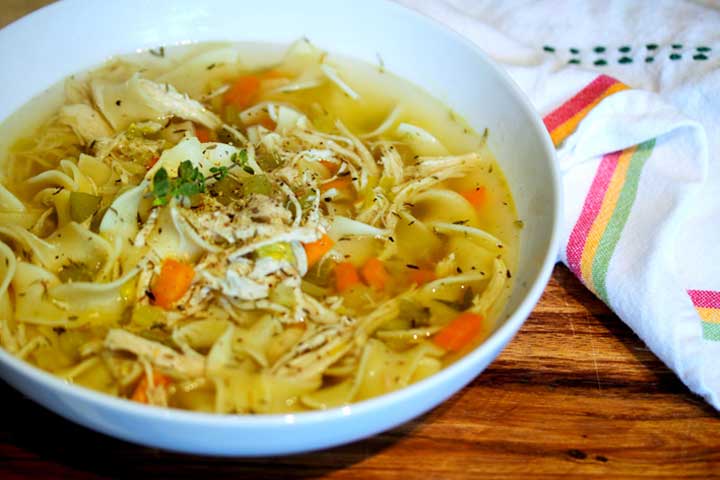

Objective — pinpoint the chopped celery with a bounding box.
[209,174,273,204]
[130,304,166,330]
[209,176,243,205]
[69,192,102,222]
[243,174,272,196]
[256,152,282,171]
[255,242,295,263]
[301,280,329,297]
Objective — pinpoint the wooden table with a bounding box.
[2,3,719,479]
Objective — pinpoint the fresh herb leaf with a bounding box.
[231,150,254,175]
[209,165,229,180]
[152,167,171,206]
[152,150,250,205]
[152,160,206,206]
[173,179,204,198]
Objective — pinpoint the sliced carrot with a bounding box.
[320,176,352,193]
[320,160,340,174]
[303,234,334,268]
[152,259,195,309]
[408,268,436,286]
[195,125,212,143]
[223,75,261,109]
[460,186,487,208]
[433,312,484,351]
[131,370,171,404]
[360,257,389,291]
[258,117,276,130]
[147,156,160,170]
[335,261,361,293]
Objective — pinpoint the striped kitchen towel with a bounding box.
[399,0,720,410]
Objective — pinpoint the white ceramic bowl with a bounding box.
[0,0,561,456]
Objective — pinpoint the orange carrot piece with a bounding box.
[223,70,286,111]
[408,268,436,286]
[258,117,276,130]
[433,312,484,351]
[131,370,171,404]
[223,75,261,109]
[360,258,389,291]
[152,259,195,309]
[335,261,361,293]
[460,186,487,208]
[147,156,159,170]
[320,176,352,193]
[320,160,340,174]
[195,125,212,143]
[303,234,334,267]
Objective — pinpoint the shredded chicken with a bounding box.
[104,329,205,377]
[59,104,113,144]
[92,76,221,131]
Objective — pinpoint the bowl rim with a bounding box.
[0,0,562,430]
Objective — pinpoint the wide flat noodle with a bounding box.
[156,46,240,99]
[232,316,283,368]
[77,154,112,187]
[11,262,73,328]
[48,264,141,313]
[47,221,114,275]
[300,378,355,410]
[172,318,230,355]
[0,241,18,351]
[352,339,438,402]
[0,225,59,269]
[0,185,25,212]
[99,182,145,245]
[411,189,477,225]
[206,324,236,375]
[92,75,221,131]
[429,221,505,252]
[250,372,321,413]
[144,204,218,263]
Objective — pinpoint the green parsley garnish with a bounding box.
[151,149,252,206]
[232,149,254,175]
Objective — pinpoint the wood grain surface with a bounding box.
[2,3,719,479]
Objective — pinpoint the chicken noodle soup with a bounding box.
[0,41,519,413]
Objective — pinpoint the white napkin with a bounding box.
[396,0,720,409]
